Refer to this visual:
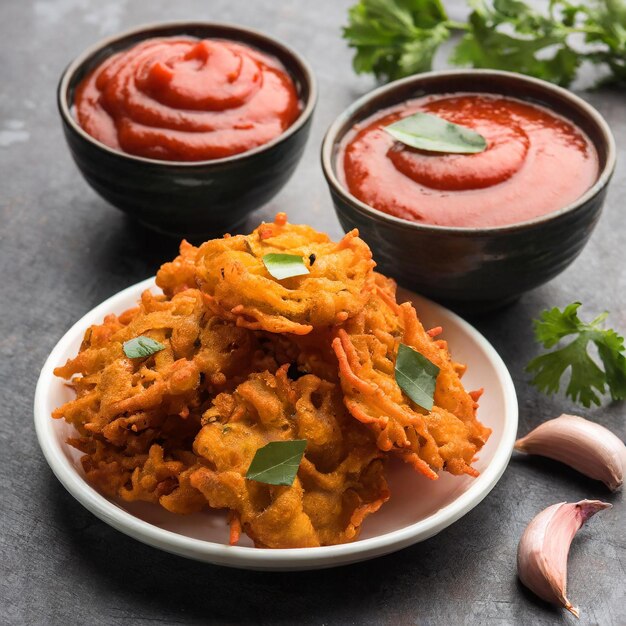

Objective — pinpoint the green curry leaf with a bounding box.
[384,112,487,154]
[246,440,307,486]
[395,343,440,410]
[262,254,310,281]
[123,336,166,359]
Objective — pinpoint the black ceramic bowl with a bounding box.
[58,22,316,237]
[322,70,615,312]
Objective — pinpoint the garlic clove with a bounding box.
[517,499,612,617]
[515,414,626,491]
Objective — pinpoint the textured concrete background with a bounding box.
[0,1,624,624]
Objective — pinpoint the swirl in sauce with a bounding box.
[340,95,599,228]
[75,37,302,161]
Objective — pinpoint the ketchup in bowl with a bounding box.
[339,95,599,228]
[74,37,302,161]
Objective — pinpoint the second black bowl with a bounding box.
[58,22,317,237]
[322,70,615,312]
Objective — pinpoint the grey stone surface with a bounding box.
[0,1,624,624]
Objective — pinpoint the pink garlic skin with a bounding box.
[517,500,612,617]
[515,414,626,491]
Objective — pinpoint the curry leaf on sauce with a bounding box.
[123,336,166,359]
[262,253,310,280]
[246,440,307,486]
[384,112,487,154]
[395,343,440,411]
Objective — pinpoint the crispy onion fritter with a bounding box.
[192,366,388,547]
[52,214,490,549]
[193,213,376,334]
[333,275,490,478]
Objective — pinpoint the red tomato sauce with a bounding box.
[74,37,302,161]
[340,95,599,228]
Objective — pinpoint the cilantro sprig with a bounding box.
[344,0,453,82]
[527,303,626,408]
[343,0,626,87]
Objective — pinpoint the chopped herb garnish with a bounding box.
[394,343,440,411]
[246,439,307,486]
[262,253,310,280]
[385,112,487,154]
[123,336,165,359]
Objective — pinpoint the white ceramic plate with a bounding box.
[34,278,517,571]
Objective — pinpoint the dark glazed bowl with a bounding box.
[58,22,317,237]
[321,70,615,312]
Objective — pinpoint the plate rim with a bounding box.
[34,277,518,570]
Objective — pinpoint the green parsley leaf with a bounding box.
[596,329,626,400]
[395,343,440,411]
[451,0,581,87]
[385,112,487,154]
[343,0,452,82]
[123,336,166,359]
[578,0,626,84]
[246,440,307,486]
[527,303,626,407]
[343,0,626,88]
[533,302,589,348]
[262,253,310,281]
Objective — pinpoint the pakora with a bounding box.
[193,213,376,334]
[52,214,490,548]
[333,275,490,478]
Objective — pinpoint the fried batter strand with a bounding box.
[52,215,491,549]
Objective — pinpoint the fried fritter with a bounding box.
[333,274,490,478]
[193,213,376,335]
[53,288,264,511]
[401,300,491,475]
[191,366,388,548]
[155,240,201,299]
[52,215,490,549]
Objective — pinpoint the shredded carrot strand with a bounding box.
[228,512,242,545]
